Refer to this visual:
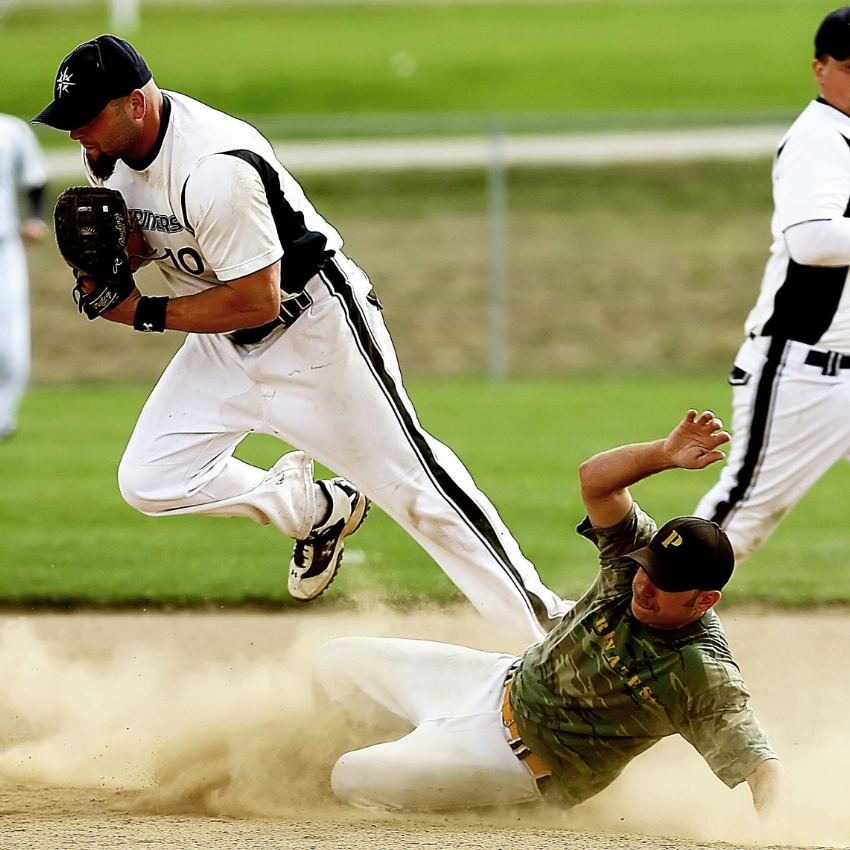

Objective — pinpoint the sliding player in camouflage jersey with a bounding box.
[313,410,788,827]
[513,493,770,807]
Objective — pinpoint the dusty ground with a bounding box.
[0,605,843,850]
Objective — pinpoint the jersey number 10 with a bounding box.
[156,246,205,275]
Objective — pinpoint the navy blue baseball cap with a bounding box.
[815,6,850,60]
[628,516,735,593]
[32,35,151,131]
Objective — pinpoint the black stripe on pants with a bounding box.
[321,259,559,632]
[712,337,788,527]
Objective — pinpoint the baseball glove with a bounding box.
[54,186,138,319]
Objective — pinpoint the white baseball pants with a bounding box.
[0,237,29,436]
[313,636,540,810]
[696,334,850,560]
[118,254,568,642]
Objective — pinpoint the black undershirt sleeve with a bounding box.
[26,184,47,221]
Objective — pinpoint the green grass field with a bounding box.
[3,378,850,610]
[1,0,835,133]
[4,1,844,613]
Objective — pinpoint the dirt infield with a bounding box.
[0,605,844,850]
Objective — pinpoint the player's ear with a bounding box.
[695,590,721,614]
[128,89,146,119]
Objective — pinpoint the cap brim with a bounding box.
[628,546,682,593]
[31,98,104,132]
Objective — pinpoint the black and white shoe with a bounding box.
[288,478,370,601]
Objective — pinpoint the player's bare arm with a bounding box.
[745,757,791,829]
[20,182,48,243]
[19,217,47,243]
[579,410,730,528]
[87,261,282,332]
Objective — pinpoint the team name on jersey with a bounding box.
[130,208,184,234]
[592,613,658,706]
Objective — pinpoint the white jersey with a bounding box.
[87,91,343,299]
[745,99,850,352]
[94,90,567,643]
[0,115,47,241]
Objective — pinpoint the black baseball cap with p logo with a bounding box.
[628,517,735,593]
[815,6,850,61]
[32,35,151,131]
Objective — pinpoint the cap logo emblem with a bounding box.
[56,67,75,97]
[661,531,683,548]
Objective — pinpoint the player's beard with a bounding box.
[86,149,118,180]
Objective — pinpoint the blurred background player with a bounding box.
[696,6,850,560]
[0,114,47,441]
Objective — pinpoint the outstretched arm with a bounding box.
[578,409,730,528]
[746,758,791,832]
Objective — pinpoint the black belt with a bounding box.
[227,289,314,346]
[805,348,850,376]
[749,334,850,377]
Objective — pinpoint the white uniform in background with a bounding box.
[92,91,568,643]
[697,98,850,559]
[0,115,47,438]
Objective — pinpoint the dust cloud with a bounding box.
[0,605,509,818]
[0,606,844,848]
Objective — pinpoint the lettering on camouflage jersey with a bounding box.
[129,208,184,234]
[593,613,658,706]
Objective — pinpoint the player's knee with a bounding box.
[313,637,404,723]
[329,753,358,805]
[313,638,349,680]
[331,751,390,809]
[117,459,183,515]
[330,753,361,805]
[313,637,368,700]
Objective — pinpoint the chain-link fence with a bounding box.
[32,165,776,383]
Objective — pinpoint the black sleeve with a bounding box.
[26,184,47,221]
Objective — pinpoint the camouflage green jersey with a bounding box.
[511,503,776,807]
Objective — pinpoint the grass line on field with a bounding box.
[2,378,849,609]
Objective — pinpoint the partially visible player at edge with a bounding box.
[0,115,48,441]
[696,6,850,560]
[314,410,788,829]
[32,35,569,643]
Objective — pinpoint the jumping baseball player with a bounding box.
[314,410,787,825]
[33,35,569,643]
[0,115,47,441]
[696,6,850,560]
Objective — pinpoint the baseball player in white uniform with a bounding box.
[696,6,850,561]
[33,36,569,643]
[0,115,47,440]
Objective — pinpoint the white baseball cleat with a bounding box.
[288,477,370,601]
